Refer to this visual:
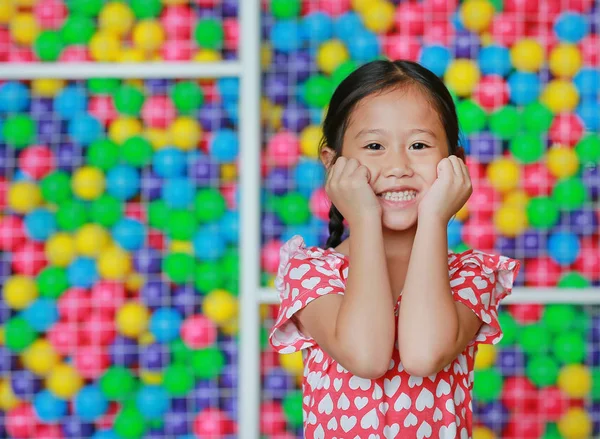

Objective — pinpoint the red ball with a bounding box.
[261,350,281,375]
[81,312,117,347]
[34,0,68,30]
[6,404,39,438]
[11,241,47,275]
[148,228,166,251]
[193,408,235,437]
[88,95,117,127]
[0,177,7,210]
[524,256,562,287]
[473,75,509,111]
[580,35,600,66]
[180,314,218,349]
[461,215,496,252]
[261,239,283,275]
[125,202,146,222]
[507,304,543,324]
[393,2,425,36]
[309,187,332,222]
[0,28,9,62]
[59,45,91,62]
[161,39,194,61]
[201,82,219,103]
[422,21,455,46]
[141,95,177,129]
[502,416,544,439]
[19,145,55,180]
[47,321,83,356]
[260,402,287,436]
[573,237,600,281]
[74,345,110,379]
[467,183,501,218]
[526,23,558,54]
[318,0,351,16]
[9,46,35,63]
[423,0,458,24]
[537,386,570,421]
[522,163,555,197]
[565,0,594,12]
[501,376,539,414]
[90,281,126,316]
[58,287,92,322]
[34,423,64,439]
[383,34,420,62]
[223,18,239,51]
[161,5,194,40]
[549,113,585,146]
[0,215,26,251]
[490,13,526,46]
[504,0,538,14]
[221,183,238,210]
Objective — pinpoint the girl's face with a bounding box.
[323,86,454,231]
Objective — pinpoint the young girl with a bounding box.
[269,60,520,439]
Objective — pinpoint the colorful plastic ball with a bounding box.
[557,407,591,439]
[552,177,588,211]
[22,298,58,332]
[554,12,589,44]
[558,364,591,398]
[203,289,237,325]
[163,252,194,284]
[8,181,41,214]
[473,75,509,111]
[493,204,527,237]
[419,45,451,77]
[171,81,204,114]
[19,145,55,180]
[526,196,559,230]
[548,231,580,265]
[507,72,540,106]
[116,302,150,338]
[136,385,170,420]
[361,0,395,33]
[152,147,186,179]
[114,406,146,439]
[301,12,333,45]
[460,0,494,32]
[526,354,559,387]
[510,133,545,164]
[74,385,108,422]
[541,80,579,113]
[510,39,545,72]
[194,18,224,50]
[33,389,67,422]
[0,81,30,113]
[317,39,349,74]
[261,239,282,275]
[549,113,585,147]
[22,339,60,376]
[193,408,234,437]
[444,59,481,97]
[546,146,579,179]
[573,68,600,99]
[486,157,520,193]
[180,314,217,349]
[100,366,137,401]
[192,226,226,261]
[474,344,496,370]
[346,29,379,62]
[2,114,35,149]
[71,166,105,200]
[46,363,83,399]
[501,376,539,414]
[112,218,146,251]
[576,99,600,131]
[266,131,300,167]
[148,307,182,343]
[489,105,520,139]
[473,368,503,403]
[478,45,511,77]
[549,44,583,78]
[522,101,553,135]
[106,165,140,201]
[3,275,38,310]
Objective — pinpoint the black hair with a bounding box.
[319,59,461,249]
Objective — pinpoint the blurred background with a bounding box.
[0,0,599,438]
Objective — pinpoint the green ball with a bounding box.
[195,261,223,293]
[489,105,520,139]
[89,194,123,227]
[498,311,519,346]
[519,324,551,356]
[457,99,487,134]
[558,272,591,288]
[130,0,162,18]
[34,30,64,61]
[61,15,95,45]
[88,78,120,95]
[163,364,194,396]
[451,242,470,254]
[87,139,119,170]
[282,390,304,428]
[489,0,504,11]
[572,309,590,335]
[171,81,204,114]
[56,200,88,231]
[41,171,72,204]
[195,18,224,50]
[260,326,269,350]
[271,0,302,18]
[553,330,586,364]
[264,193,280,213]
[100,366,137,400]
[166,210,197,240]
[575,134,600,165]
[114,406,146,439]
[522,102,553,134]
[148,200,170,229]
[526,355,559,387]
[191,347,225,379]
[591,368,600,401]
[121,136,153,167]
[552,177,588,211]
[2,114,35,149]
[163,253,195,284]
[114,85,145,116]
[473,368,503,402]
[332,60,358,88]
[542,304,578,333]
[194,188,226,223]
[220,249,239,280]
[276,192,310,225]
[4,317,37,352]
[302,75,334,108]
[170,339,191,365]
[37,266,69,299]
[526,196,559,230]
[510,133,545,164]
[542,423,563,439]
[67,0,103,17]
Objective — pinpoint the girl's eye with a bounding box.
[410,142,429,150]
[365,143,383,150]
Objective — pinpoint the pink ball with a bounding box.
[34,0,68,30]
[89,95,117,127]
[549,113,585,146]
[220,183,238,210]
[19,145,55,179]
[261,240,283,275]
[265,131,300,168]
[490,13,526,46]
[11,242,46,276]
[6,404,38,439]
[422,21,455,46]
[74,345,110,379]
[474,75,509,111]
[501,376,539,414]
[318,0,351,16]
[193,409,235,437]
[573,238,600,281]
[161,39,194,61]
[309,187,331,222]
[467,183,500,218]
[161,5,194,40]
[35,424,64,439]
[223,18,239,51]
[423,0,458,23]
[81,312,116,347]
[565,0,594,12]
[580,35,600,66]
[260,402,287,436]
[522,163,555,197]
[141,95,177,129]
[91,281,126,316]
[383,34,420,62]
[180,315,218,349]
[58,287,91,322]
[394,2,425,36]
[524,256,562,287]
[0,28,10,62]
[0,215,26,252]
[504,0,538,14]
[59,45,91,62]
[535,0,561,20]
[538,386,571,422]
[461,215,496,252]
[507,304,544,324]
[9,46,35,63]
[47,321,82,356]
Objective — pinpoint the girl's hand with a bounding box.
[325,157,382,225]
[417,156,472,224]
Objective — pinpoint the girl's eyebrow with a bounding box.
[355,127,437,139]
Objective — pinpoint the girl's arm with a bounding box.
[397,216,481,377]
[295,216,396,379]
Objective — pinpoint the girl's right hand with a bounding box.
[325,157,382,225]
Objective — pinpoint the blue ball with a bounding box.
[347,30,380,63]
[34,390,68,422]
[0,81,30,113]
[302,12,333,44]
[270,20,304,53]
[112,218,146,251]
[22,298,59,332]
[24,209,56,241]
[507,71,541,105]
[478,45,512,77]
[294,159,325,197]
[153,147,187,178]
[149,308,183,343]
[68,114,102,146]
[573,68,600,99]
[210,129,239,163]
[162,177,195,208]
[193,227,226,262]
[92,430,120,439]
[106,165,140,201]
[74,385,109,422]
[224,100,238,125]
[281,225,319,248]
[136,385,170,419]
[576,99,600,131]
[447,219,463,249]
[68,257,98,288]
[554,12,589,43]
[55,86,88,120]
[219,210,239,244]
[548,231,580,265]
[217,77,239,104]
[419,45,452,77]
[334,12,364,43]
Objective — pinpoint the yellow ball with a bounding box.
[140,370,163,385]
[503,189,529,208]
[3,275,37,310]
[558,407,592,439]
[14,0,36,6]
[510,39,545,72]
[138,331,155,346]
[460,0,495,33]
[98,245,132,280]
[317,40,349,75]
[21,339,60,376]
[486,157,521,193]
[31,79,66,97]
[280,351,304,376]
[109,117,143,144]
[473,426,496,439]
[558,364,591,398]
[145,128,171,150]
[220,318,239,336]
[99,2,134,37]
[72,166,106,200]
[75,224,110,257]
[267,104,283,130]
[8,181,41,214]
[46,364,83,399]
[493,204,528,237]
[362,1,395,33]
[549,44,583,78]
[89,31,121,62]
[0,379,19,411]
[474,344,496,370]
[193,49,222,62]
[261,45,273,70]
[455,203,469,221]
[116,302,150,337]
[444,59,481,97]
[547,145,579,178]
[0,0,14,25]
[300,125,322,158]
[170,116,202,151]
[133,20,165,53]
[11,13,39,45]
[45,232,76,267]
[170,240,193,254]
[352,0,371,13]
[162,0,187,4]
[117,47,146,63]
[126,272,145,292]
[541,80,579,113]
[221,163,237,182]
[266,275,276,288]
[203,289,238,325]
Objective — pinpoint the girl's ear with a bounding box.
[455,146,466,161]
[320,146,336,170]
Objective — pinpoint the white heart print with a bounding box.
[436,379,451,397]
[439,422,457,438]
[355,396,369,410]
[361,408,380,429]
[384,424,400,439]
[289,264,310,280]
[416,388,434,411]
[314,424,325,439]
[404,412,418,427]
[334,378,343,391]
[379,402,389,415]
[457,287,477,305]
[318,394,334,415]
[349,376,372,391]
[394,392,412,411]
[301,276,321,289]
[327,416,337,430]
[433,407,443,422]
[341,415,357,433]
[384,376,401,397]
[338,393,350,410]
[417,421,432,439]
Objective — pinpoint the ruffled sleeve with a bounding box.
[448,249,521,346]
[269,235,347,354]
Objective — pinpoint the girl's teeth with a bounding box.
[380,190,417,202]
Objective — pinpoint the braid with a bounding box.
[325,204,345,249]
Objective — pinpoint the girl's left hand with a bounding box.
[417,156,473,224]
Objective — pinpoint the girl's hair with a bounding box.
[319,59,461,249]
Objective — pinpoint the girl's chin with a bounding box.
[381,211,418,231]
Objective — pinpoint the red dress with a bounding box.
[269,235,520,439]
